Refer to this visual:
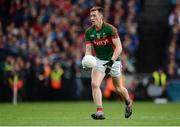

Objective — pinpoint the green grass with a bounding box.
[0,101,180,126]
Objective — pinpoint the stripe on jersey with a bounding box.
[86,41,92,45]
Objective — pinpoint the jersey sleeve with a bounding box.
[85,30,92,45]
[110,26,119,39]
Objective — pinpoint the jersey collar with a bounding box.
[94,22,105,31]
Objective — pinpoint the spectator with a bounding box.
[0,0,141,101]
[147,68,168,99]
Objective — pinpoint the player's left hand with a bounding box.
[103,60,114,75]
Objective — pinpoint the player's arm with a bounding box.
[111,25,122,61]
[85,29,93,56]
[103,37,122,74]
[83,30,93,71]
[111,37,122,61]
[85,43,93,55]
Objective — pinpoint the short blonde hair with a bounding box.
[90,6,104,15]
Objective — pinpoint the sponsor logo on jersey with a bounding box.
[93,37,112,46]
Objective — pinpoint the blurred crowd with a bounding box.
[168,0,180,78]
[0,0,141,101]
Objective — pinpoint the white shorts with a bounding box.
[94,58,122,77]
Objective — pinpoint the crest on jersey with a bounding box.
[96,33,101,39]
[103,33,106,38]
[90,35,95,37]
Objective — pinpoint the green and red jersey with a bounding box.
[85,22,120,60]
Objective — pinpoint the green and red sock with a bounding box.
[97,106,103,112]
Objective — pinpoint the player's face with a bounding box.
[90,10,102,25]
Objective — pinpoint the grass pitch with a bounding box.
[0,101,180,126]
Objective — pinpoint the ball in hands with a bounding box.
[81,55,96,69]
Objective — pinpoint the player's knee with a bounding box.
[91,82,100,89]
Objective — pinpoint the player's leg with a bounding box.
[110,61,132,118]
[112,75,133,118]
[91,68,105,119]
[112,75,130,104]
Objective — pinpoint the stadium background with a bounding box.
[0,0,180,126]
[0,0,180,103]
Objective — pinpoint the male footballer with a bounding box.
[83,6,133,120]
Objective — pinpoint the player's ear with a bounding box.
[99,13,103,19]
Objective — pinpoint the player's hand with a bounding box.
[103,60,115,74]
[82,66,91,71]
